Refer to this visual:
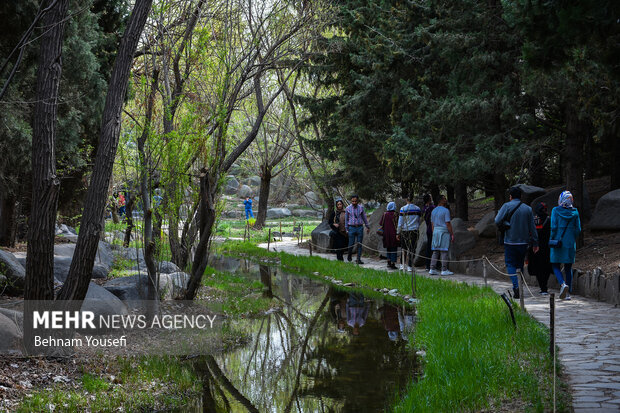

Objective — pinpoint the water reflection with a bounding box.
[194,256,417,412]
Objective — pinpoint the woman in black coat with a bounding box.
[527,202,552,295]
[329,200,348,261]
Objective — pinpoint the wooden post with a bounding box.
[279,220,283,241]
[401,249,405,272]
[483,257,488,287]
[308,239,312,256]
[300,225,303,245]
[411,265,416,297]
[267,228,271,251]
[247,221,250,243]
[549,293,555,357]
[518,270,525,311]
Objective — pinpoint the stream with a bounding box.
[188,256,418,412]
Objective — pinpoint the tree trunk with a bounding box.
[493,172,507,212]
[255,168,272,229]
[610,117,620,190]
[564,106,585,215]
[446,185,455,203]
[25,0,69,301]
[184,171,217,300]
[0,193,16,247]
[58,0,153,301]
[123,193,135,247]
[430,184,440,207]
[454,181,468,221]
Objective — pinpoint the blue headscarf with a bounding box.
[558,191,574,208]
[386,202,396,211]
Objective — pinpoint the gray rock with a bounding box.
[0,249,25,292]
[291,209,321,218]
[303,191,321,207]
[513,184,546,204]
[53,241,115,270]
[81,283,129,332]
[0,312,22,355]
[589,189,620,231]
[475,211,497,238]
[158,261,182,274]
[104,273,151,301]
[237,185,254,198]
[228,163,242,176]
[310,221,332,253]
[0,307,23,331]
[51,256,108,282]
[285,203,302,210]
[266,208,292,219]
[530,185,591,218]
[224,175,239,195]
[362,199,407,256]
[159,272,190,299]
[450,218,477,256]
[243,176,261,187]
[414,221,428,266]
[366,201,381,209]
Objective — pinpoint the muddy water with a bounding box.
[192,256,418,412]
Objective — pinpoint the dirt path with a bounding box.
[260,240,620,412]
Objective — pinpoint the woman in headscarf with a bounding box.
[329,200,348,261]
[527,202,552,295]
[380,202,399,269]
[550,191,581,300]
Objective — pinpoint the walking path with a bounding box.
[260,239,620,412]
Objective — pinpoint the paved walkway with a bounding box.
[260,239,620,412]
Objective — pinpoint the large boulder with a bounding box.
[513,184,546,204]
[413,221,428,266]
[158,261,182,274]
[228,163,243,176]
[104,273,150,301]
[266,208,292,219]
[0,307,23,331]
[530,185,591,218]
[160,272,190,300]
[237,185,254,198]
[81,282,129,321]
[0,249,25,292]
[243,176,261,187]
[474,211,497,238]
[53,241,115,270]
[310,221,332,253]
[225,175,239,195]
[303,191,321,207]
[292,209,321,218]
[0,312,22,355]
[589,189,620,230]
[362,199,407,256]
[52,257,108,282]
[449,218,477,257]
[365,201,381,210]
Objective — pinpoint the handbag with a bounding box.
[377,213,385,236]
[549,216,575,249]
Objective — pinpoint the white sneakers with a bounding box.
[428,269,439,275]
[399,264,413,272]
[559,283,568,299]
[441,270,454,276]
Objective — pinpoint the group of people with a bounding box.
[496,187,581,300]
[328,186,581,301]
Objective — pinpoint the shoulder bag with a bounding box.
[549,215,576,249]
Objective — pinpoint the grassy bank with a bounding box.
[220,241,571,412]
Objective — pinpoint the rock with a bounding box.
[366,201,380,209]
[513,184,546,204]
[388,289,398,296]
[414,221,428,266]
[159,272,190,299]
[0,312,22,355]
[0,308,23,331]
[303,191,321,207]
[158,261,182,274]
[589,189,620,231]
[53,241,115,270]
[237,184,254,198]
[530,185,591,218]
[310,221,333,253]
[243,176,261,187]
[0,249,25,292]
[224,175,239,195]
[266,208,292,219]
[51,256,108,282]
[81,282,128,328]
[475,211,497,238]
[285,204,302,210]
[450,218,477,257]
[292,209,321,218]
[104,273,152,301]
[362,199,407,256]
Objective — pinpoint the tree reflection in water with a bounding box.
[194,258,417,412]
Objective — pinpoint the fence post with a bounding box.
[411,265,416,297]
[483,257,488,287]
[518,270,525,311]
[280,220,283,241]
[299,226,303,245]
[247,221,251,243]
[267,228,271,251]
[401,249,405,272]
[308,239,312,256]
[549,293,555,357]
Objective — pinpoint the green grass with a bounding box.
[219,241,571,412]
[214,218,317,243]
[18,356,200,412]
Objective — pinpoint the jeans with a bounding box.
[552,263,573,291]
[504,244,528,290]
[430,250,448,271]
[347,226,364,260]
[245,209,254,219]
[386,247,397,263]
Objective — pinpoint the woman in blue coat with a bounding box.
[550,191,581,300]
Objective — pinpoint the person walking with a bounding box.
[494,186,539,299]
[428,195,454,276]
[380,202,399,269]
[243,197,254,220]
[329,200,348,261]
[550,191,581,300]
[396,196,422,271]
[345,194,370,264]
[527,202,552,295]
[421,194,435,271]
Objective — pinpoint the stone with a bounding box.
[450,218,477,256]
[81,282,129,329]
[590,189,620,231]
[237,184,254,198]
[228,163,242,176]
[159,272,190,300]
[303,191,321,207]
[0,312,21,355]
[365,201,380,209]
[414,221,428,266]
[224,175,239,195]
[158,261,182,274]
[388,289,398,296]
[266,208,292,219]
[362,199,407,256]
[50,256,108,282]
[513,184,546,204]
[103,272,169,301]
[0,308,23,330]
[310,221,333,253]
[243,176,261,187]
[291,209,321,218]
[53,241,115,270]
[530,185,591,218]
[475,211,497,238]
[0,249,25,292]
